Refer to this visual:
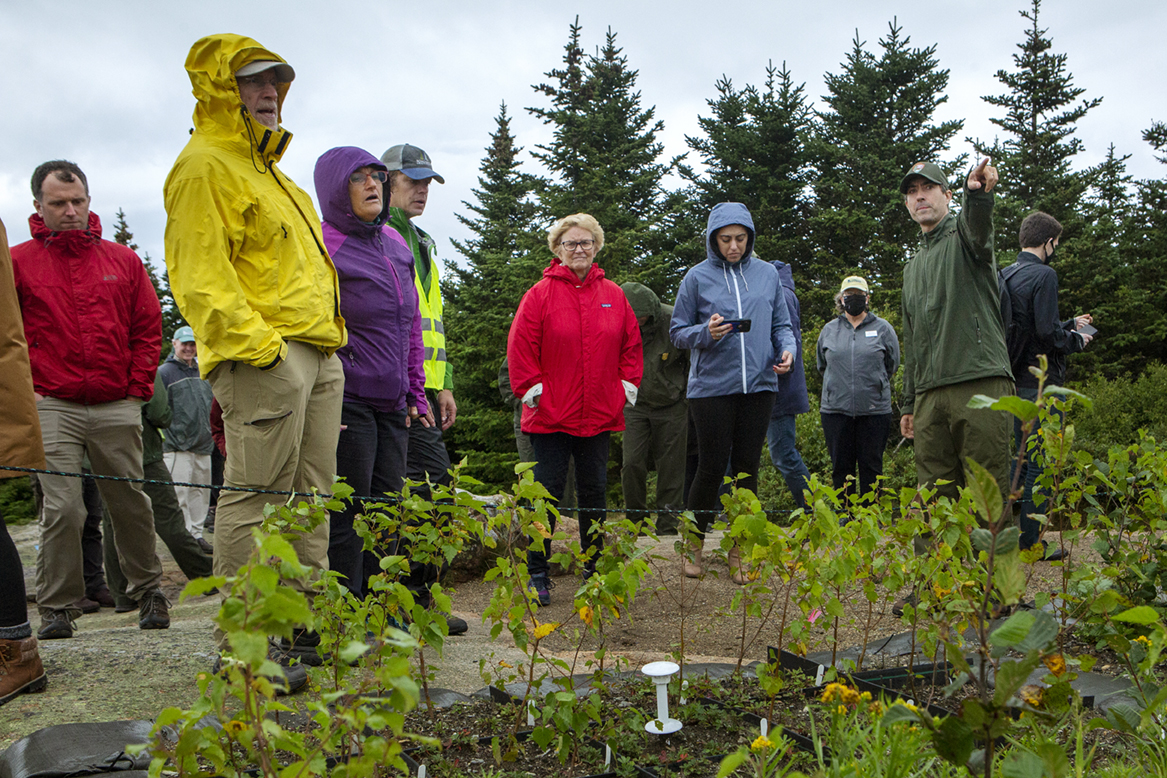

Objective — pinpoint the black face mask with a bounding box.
[1044,239,1057,264]
[843,294,867,316]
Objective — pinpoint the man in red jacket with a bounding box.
[11,160,169,640]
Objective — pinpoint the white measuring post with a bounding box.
[417,766,426,778]
[760,718,769,737]
[641,661,683,735]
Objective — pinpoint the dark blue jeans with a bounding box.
[1011,387,1064,550]
[766,414,812,510]
[332,401,410,598]
[528,431,610,578]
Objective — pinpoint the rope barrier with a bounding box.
[0,464,797,518]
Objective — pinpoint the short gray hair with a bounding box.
[547,213,604,255]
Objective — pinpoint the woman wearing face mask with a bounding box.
[314,146,427,600]
[816,276,900,501]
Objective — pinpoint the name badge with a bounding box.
[865,331,878,338]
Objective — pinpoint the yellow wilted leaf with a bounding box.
[532,620,560,640]
[498,660,513,669]
[224,720,247,735]
[532,521,550,539]
[1042,653,1067,677]
[578,605,594,627]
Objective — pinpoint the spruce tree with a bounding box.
[112,208,183,348]
[807,21,964,329]
[974,0,1102,247]
[442,104,543,489]
[528,19,683,296]
[680,62,815,279]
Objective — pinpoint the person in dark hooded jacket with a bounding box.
[766,261,813,510]
[620,282,687,536]
[670,203,796,580]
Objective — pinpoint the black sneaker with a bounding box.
[37,610,74,640]
[275,628,326,667]
[211,649,308,696]
[445,615,468,636]
[528,574,553,607]
[138,588,171,630]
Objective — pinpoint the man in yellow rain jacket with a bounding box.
[163,34,346,687]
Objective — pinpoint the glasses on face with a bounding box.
[349,170,390,185]
[237,73,282,90]
[560,239,595,251]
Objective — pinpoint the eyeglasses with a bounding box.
[349,170,390,185]
[237,73,283,89]
[560,239,595,251]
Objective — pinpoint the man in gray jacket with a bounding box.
[158,325,214,550]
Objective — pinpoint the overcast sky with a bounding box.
[1,1,1163,271]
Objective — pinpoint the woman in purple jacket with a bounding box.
[314,146,427,598]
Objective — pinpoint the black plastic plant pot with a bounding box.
[852,661,955,689]
[402,730,616,778]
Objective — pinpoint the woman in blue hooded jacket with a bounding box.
[314,146,427,599]
[670,203,797,578]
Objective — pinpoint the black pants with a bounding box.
[820,412,892,498]
[687,392,776,535]
[0,508,27,628]
[528,431,610,577]
[333,402,410,598]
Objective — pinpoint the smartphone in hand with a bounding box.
[723,319,752,333]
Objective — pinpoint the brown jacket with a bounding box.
[0,217,45,478]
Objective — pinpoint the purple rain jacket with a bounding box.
[314,146,426,416]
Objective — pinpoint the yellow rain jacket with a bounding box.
[163,34,345,378]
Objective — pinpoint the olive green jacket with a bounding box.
[900,187,1012,415]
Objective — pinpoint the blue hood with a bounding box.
[313,146,387,237]
[706,202,756,265]
[671,203,797,399]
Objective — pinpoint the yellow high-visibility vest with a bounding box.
[415,258,447,390]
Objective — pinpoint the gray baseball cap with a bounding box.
[235,59,295,83]
[900,161,950,194]
[380,144,445,184]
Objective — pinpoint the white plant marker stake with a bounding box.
[680,679,689,705]
[760,718,769,737]
[527,698,536,726]
[641,661,683,735]
[605,744,612,766]
[815,664,825,686]
[418,766,426,778]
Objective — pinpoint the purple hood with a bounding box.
[314,146,387,235]
[314,146,427,416]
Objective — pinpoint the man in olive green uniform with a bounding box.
[899,159,1013,504]
[620,283,688,535]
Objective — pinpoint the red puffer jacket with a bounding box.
[508,259,642,437]
[12,212,161,405]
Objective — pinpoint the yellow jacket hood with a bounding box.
[185,33,293,164]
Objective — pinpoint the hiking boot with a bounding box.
[197,537,214,556]
[74,596,100,614]
[682,541,704,579]
[727,545,748,586]
[138,588,171,630]
[212,648,309,696]
[892,593,919,617]
[446,615,468,636]
[37,611,74,640]
[528,574,553,607]
[275,628,326,667]
[0,637,47,707]
[88,586,116,609]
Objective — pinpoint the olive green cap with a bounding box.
[900,161,949,194]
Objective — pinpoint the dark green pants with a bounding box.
[621,400,687,534]
[103,458,213,608]
[912,375,1014,509]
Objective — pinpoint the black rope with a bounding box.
[0,464,797,518]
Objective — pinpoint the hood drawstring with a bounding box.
[242,110,271,175]
[720,260,750,293]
